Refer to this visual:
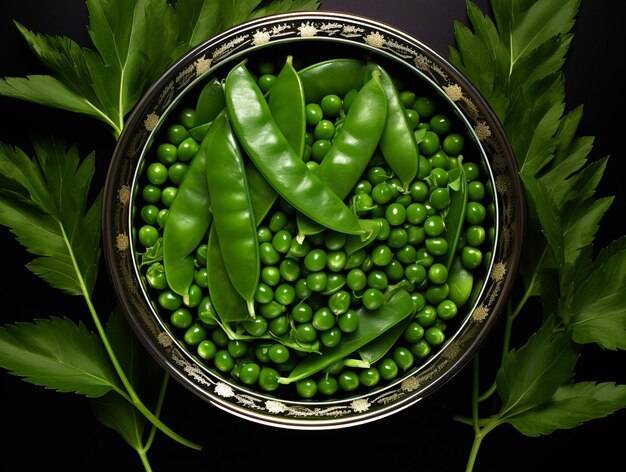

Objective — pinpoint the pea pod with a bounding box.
[269,55,306,158]
[344,317,413,368]
[194,77,226,126]
[278,289,414,384]
[344,218,384,256]
[206,225,250,323]
[298,58,365,103]
[162,128,212,299]
[204,112,259,317]
[224,61,364,236]
[296,71,388,236]
[447,254,474,307]
[364,62,419,191]
[443,157,468,270]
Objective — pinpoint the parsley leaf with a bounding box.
[0,140,102,296]
[0,0,320,139]
[505,381,626,436]
[0,316,118,397]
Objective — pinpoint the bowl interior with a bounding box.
[103,11,524,429]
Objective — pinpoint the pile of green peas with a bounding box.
[133,55,495,400]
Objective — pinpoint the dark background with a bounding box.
[0,1,624,471]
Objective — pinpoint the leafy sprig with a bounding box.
[0,1,320,470]
[449,0,626,469]
[0,0,319,139]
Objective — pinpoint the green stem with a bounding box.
[62,224,201,451]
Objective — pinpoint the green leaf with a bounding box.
[568,237,626,349]
[496,316,579,416]
[0,140,102,296]
[504,381,626,436]
[251,0,321,18]
[91,392,147,451]
[91,308,164,449]
[0,317,118,397]
[171,0,221,58]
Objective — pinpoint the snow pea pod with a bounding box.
[278,288,414,384]
[206,225,250,323]
[224,61,364,236]
[298,58,365,103]
[443,158,468,270]
[364,62,419,191]
[344,317,413,368]
[448,254,474,307]
[297,71,388,236]
[205,112,259,317]
[194,77,226,126]
[162,125,212,299]
[269,55,306,158]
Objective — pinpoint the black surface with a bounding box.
[0,1,624,471]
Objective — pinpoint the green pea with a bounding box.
[362,288,384,310]
[372,181,396,204]
[158,290,183,311]
[261,266,281,286]
[403,321,425,343]
[326,250,347,272]
[425,326,446,346]
[337,309,359,333]
[426,283,450,304]
[378,358,399,380]
[406,225,426,245]
[462,246,483,269]
[311,139,332,162]
[429,114,452,135]
[257,74,277,93]
[305,102,323,126]
[279,258,300,282]
[416,305,437,327]
[425,237,449,256]
[387,227,409,248]
[346,268,367,291]
[274,283,296,305]
[429,187,450,210]
[303,248,327,272]
[258,367,280,391]
[312,306,336,330]
[324,231,347,251]
[160,186,177,208]
[259,300,285,319]
[329,290,351,315]
[419,131,440,156]
[268,344,290,364]
[405,263,427,284]
[259,242,281,265]
[394,346,415,371]
[194,267,209,288]
[269,315,290,336]
[465,201,487,225]
[386,202,407,225]
[142,185,161,204]
[366,166,389,185]
[413,96,435,118]
[170,308,193,329]
[183,323,207,345]
[156,143,178,164]
[385,258,405,281]
[268,210,289,232]
[410,340,431,359]
[320,93,343,117]
[370,244,393,266]
[146,263,168,290]
[228,340,249,358]
[313,119,335,140]
[272,229,293,253]
[138,225,159,247]
[166,124,190,145]
[395,245,417,265]
[239,363,261,385]
[177,137,199,162]
[320,327,342,347]
[211,329,229,347]
[296,378,318,398]
[296,322,317,343]
[292,303,313,323]
[437,299,458,320]
[367,270,388,291]
[428,263,449,284]
[306,272,328,292]
[243,316,269,336]
[317,376,339,395]
[294,278,312,299]
[157,209,169,227]
[338,370,360,391]
[353,179,373,194]
[197,340,217,360]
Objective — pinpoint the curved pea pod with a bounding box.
[224,61,364,236]
[448,255,474,308]
[204,112,259,317]
[246,162,277,226]
[269,55,306,159]
[206,225,250,323]
[443,157,468,270]
[298,58,365,103]
[278,289,414,385]
[296,71,388,236]
[344,218,384,256]
[162,129,212,299]
[364,62,419,191]
[344,316,413,369]
[194,77,226,126]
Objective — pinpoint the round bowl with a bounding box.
[103,10,525,429]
